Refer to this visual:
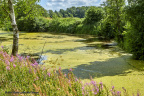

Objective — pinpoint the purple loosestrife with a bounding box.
[6,66,10,70]
[99,82,103,90]
[10,56,14,62]
[33,61,38,66]
[5,60,10,65]
[27,56,30,59]
[82,86,85,96]
[47,72,51,77]
[13,64,16,68]
[91,80,96,86]
[31,63,35,67]
[111,86,114,91]
[75,78,78,82]
[69,68,73,72]
[1,46,4,49]
[117,91,121,96]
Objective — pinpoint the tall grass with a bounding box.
[0,46,141,96]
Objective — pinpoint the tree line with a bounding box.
[48,6,90,18]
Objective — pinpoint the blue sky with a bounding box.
[38,0,106,11]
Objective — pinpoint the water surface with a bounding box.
[1,31,144,95]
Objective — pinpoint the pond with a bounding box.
[1,31,144,95]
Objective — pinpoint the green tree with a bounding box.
[124,0,144,60]
[83,6,104,24]
[102,0,125,44]
[0,0,40,56]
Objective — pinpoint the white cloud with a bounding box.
[44,0,104,11]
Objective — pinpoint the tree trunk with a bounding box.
[8,0,19,56]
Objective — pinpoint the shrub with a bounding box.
[124,0,144,60]
[83,7,104,25]
[98,18,115,40]
[17,17,49,32]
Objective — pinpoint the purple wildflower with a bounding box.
[27,56,30,59]
[31,64,35,67]
[5,60,10,65]
[47,72,51,77]
[91,80,96,86]
[82,86,85,90]
[59,67,61,70]
[111,86,114,91]
[6,66,10,70]
[96,88,99,93]
[94,92,97,95]
[75,78,78,82]
[13,64,16,68]
[69,68,72,72]
[137,91,140,96]
[19,56,23,61]
[10,56,14,62]
[33,61,38,66]
[1,46,4,48]
[99,82,103,89]
[117,91,121,96]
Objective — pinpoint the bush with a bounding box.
[98,18,115,40]
[124,0,144,60]
[124,22,144,60]
[17,17,49,32]
[83,7,104,25]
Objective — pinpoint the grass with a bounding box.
[0,46,142,96]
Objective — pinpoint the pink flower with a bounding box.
[117,91,121,96]
[5,60,10,65]
[19,56,23,61]
[75,78,78,82]
[31,64,35,67]
[1,46,4,48]
[6,66,10,70]
[69,68,72,72]
[34,61,38,66]
[10,56,14,62]
[99,82,103,89]
[47,72,51,77]
[27,56,30,59]
[13,64,16,68]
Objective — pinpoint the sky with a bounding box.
[38,0,106,11]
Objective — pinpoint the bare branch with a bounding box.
[2,7,11,16]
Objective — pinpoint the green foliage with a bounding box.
[102,0,125,43]
[17,17,49,32]
[1,45,9,54]
[98,19,115,40]
[83,7,104,24]
[123,0,144,60]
